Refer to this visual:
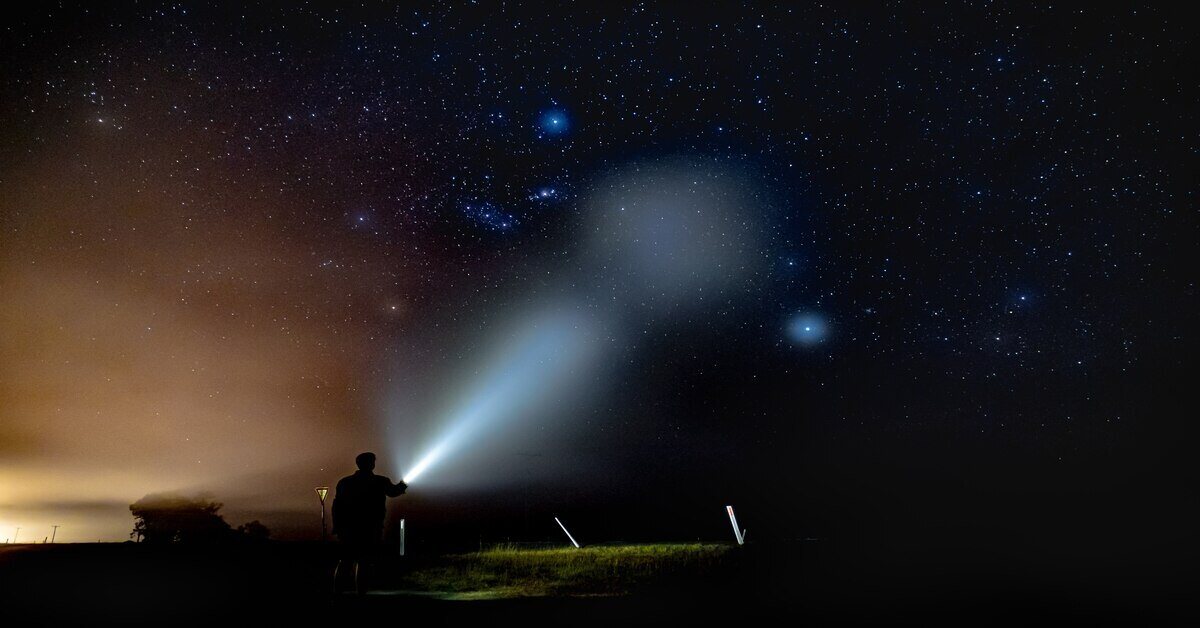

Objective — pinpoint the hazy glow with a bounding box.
[0,140,400,541]
[583,159,763,315]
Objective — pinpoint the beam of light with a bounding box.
[402,438,452,484]
[400,308,596,485]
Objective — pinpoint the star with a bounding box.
[462,201,518,231]
[538,109,570,136]
[786,313,828,346]
[529,186,562,202]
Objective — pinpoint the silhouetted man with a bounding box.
[331,451,407,594]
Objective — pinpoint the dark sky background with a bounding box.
[0,0,1194,568]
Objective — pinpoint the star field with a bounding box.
[0,2,1194,542]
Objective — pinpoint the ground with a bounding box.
[0,540,1188,625]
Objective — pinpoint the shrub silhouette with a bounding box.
[236,520,271,542]
[129,492,233,544]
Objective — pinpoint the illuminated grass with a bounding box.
[395,543,735,598]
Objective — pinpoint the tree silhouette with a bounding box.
[129,492,233,544]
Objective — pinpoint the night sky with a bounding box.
[1,1,1194,558]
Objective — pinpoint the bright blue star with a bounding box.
[538,109,570,136]
[786,312,828,346]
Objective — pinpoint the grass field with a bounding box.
[392,543,737,599]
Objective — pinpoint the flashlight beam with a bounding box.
[403,445,443,484]
[554,516,581,549]
[403,434,462,484]
[397,309,596,487]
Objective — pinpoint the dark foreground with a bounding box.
[0,540,1191,626]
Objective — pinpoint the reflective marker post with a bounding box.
[554,516,581,549]
[398,519,406,557]
[315,487,329,541]
[726,505,746,546]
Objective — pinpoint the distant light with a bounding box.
[538,109,570,135]
[786,312,828,346]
